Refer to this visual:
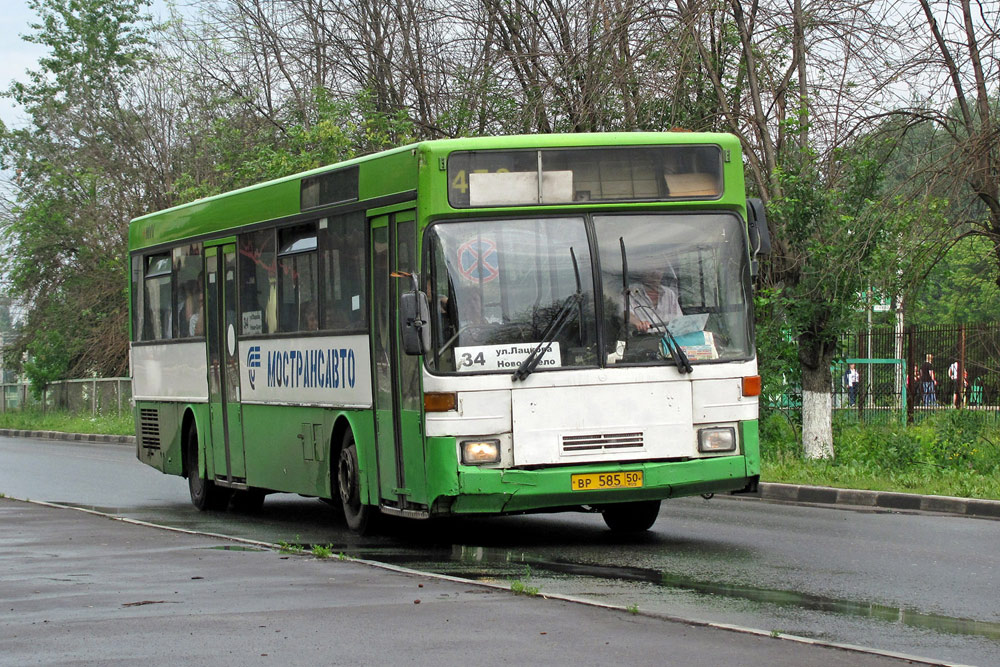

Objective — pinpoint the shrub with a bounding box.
[759,411,799,460]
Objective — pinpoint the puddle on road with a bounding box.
[368,546,1000,643]
[203,545,266,552]
[536,558,1000,641]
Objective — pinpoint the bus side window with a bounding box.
[131,255,142,341]
[320,211,366,331]
[143,253,172,341]
[239,229,276,335]
[424,231,457,372]
[172,243,203,338]
[277,223,318,333]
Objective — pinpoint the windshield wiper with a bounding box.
[620,237,631,347]
[512,248,583,382]
[629,289,693,374]
[620,238,692,374]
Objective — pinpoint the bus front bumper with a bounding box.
[444,455,755,515]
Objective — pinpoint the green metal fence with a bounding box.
[766,323,1000,424]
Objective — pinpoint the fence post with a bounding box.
[958,324,966,410]
[92,378,97,417]
[906,325,915,424]
[856,331,865,420]
[117,378,122,415]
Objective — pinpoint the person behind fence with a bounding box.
[971,374,984,406]
[948,359,959,407]
[920,353,937,406]
[844,363,860,406]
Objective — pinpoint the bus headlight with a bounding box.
[698,427,736,453]
[461,439,501,465]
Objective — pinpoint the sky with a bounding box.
[0,0,172,131]
[0,3,48,130]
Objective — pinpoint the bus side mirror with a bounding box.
[746,198,771,257]
[400,290,431,356]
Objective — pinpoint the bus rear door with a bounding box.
[204,243,248,485]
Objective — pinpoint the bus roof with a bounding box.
[129,132,742,251]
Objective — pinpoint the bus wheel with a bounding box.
[337,434,375,534]
[185,420,228,511]
[601,500,661,533]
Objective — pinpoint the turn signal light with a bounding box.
[424,392,458,412]
[742,375,761,397]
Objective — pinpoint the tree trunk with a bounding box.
[799,340,836,459]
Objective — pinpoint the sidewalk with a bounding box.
[5,427,999,520]
[0,498,939,666]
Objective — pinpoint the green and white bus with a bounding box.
[130,132,767,533]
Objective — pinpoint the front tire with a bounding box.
[601,500,661,532]
[185,420,229,511]
[336,434,377,534]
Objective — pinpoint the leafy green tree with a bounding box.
[22,321,73,400]
[0,0,154,377]
[908,235,1000,326]
[168,88,416,202]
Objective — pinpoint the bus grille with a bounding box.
[139,408,161,449]
[561,432,644,453]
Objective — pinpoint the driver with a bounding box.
[628,267,681,332]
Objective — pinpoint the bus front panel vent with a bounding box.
[561,432,644,453]
[139,408,161,449]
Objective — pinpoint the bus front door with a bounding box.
[371,210,428,515]
[205,244,247,486]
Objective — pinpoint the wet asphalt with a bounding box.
[3,433,998,665]
[2,498,928,666]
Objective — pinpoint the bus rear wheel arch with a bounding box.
[183,414,229,512]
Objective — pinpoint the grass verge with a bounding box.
[761,409,1000,500]
[762,458,1000,500]
[0,410,134,436]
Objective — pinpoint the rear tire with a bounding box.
[601,500,661,532]
[185,420,229,511]
[336,433,377,534]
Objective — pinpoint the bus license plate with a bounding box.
[571,471,643,491]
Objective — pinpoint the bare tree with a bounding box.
[899,0,1000,284]
[674,0,919,458]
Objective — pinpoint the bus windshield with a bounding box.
[424,212,752,374]
[594,213,753,365]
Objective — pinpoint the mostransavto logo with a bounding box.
[246,345,261,389]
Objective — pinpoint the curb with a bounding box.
[0,428,134,446]
[755,482,1000,520]
[4,429,999,521]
